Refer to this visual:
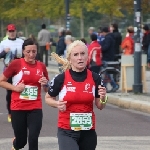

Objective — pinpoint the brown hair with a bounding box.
[127,26,134,33]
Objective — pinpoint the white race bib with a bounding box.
[20,85,38,100]
[70,113,92,131]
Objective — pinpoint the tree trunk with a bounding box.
[80,5,84,38]
[24,17,28,38]
[1,19,4,39]
[109,12,113,24]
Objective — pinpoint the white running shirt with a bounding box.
[0,38,24,56]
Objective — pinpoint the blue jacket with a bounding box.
[101,33,115,61]
[52,35,66,56]
[97,35,105,45]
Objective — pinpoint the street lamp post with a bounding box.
[133,0,143,93]
[65,0,70,30]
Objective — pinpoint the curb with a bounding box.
[107,94,150,114]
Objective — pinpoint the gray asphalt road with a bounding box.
[0,62,150,149]
[1,94,150,138]
[0,72,150,138]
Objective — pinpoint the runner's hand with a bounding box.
[39,77,48,86]
[57,100,67,112]
[4,48,10,53]
[14,80,25,92]
[98,85,106,100]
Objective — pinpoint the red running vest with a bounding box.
[11,58,43,110]
[58,69,96,129]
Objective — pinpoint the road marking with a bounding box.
[0,136,150,150]
[0,113,7,115]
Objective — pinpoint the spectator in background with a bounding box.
[97,27,105,45]
[64,35,74,58]
[88,27,97,36]
[50,27,66,73]
[51,27,66,56]
[80,38,89,47]
[142,24,150,54]
[38,24,51,66]
[142,24,150,67]
[101,27,115,61]
[110,23,122,55]
[88,27,105,46]
[101,27,119,92]
[88,34,102,74]
[65,30,72,35]
[121,26,134,55]
[17,31,26,40]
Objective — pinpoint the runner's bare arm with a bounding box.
[45,92,67,111]
[38,76,49,92]
[0,74,24,92]
[41,63,49,92]
[95,98,106,110]
[43,86,48,92]
[95,85,107,110]
[45,92,57,108]
[0,74,13,90]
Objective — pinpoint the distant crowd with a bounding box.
[1,23,149,92]
[2,23,150,69]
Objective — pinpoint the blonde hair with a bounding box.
[51,40,87,71]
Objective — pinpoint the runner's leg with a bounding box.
[79,130,97,150]
[27,109,43,150]
[57,128,80,150]
[11,110,28,149]
[6,77,12,122]
[6,90,12,115]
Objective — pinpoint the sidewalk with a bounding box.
[47,60,150,114]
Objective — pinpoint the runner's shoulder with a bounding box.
[0,38,24,45]
[50,72,65,86]
[0,39,9,44]
[38,61,46,68]
[55,72,65,81]
[16,38,24,43]
[10,59,21,66]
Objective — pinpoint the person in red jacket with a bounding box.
[121,26,134,55]
[88,34,102,74]
[45,40,107,150]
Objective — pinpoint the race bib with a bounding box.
[20,85,38,100]
[70,113,92,131]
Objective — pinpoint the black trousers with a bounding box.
[39,46,48,66]
[6,90,12,114]
[6,77,12,114]
[11,109,43,150]
[57,128,97,150]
